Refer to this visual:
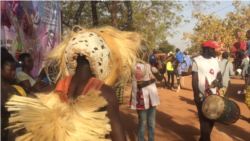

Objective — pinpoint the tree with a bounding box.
[183,1,250,53]
[158,41,176,54]
[186,45,200,55]
[91,1,98,27]
[60,1,218,54]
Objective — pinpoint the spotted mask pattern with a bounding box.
[64,32,111,81]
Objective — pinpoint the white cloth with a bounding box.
[218,59,235,87]
[130,63,160,110]
[16,71,36,86]
[236,69,242,75]
[193,56,221,101]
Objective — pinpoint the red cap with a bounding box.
[202,41,216,49]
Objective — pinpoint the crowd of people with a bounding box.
[1,27,250,141]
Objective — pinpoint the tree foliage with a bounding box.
[158,40,176,54]
[183,1,250,53]
[61,1,186,52]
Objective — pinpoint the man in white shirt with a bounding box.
[192,41,222,141]
[218,52,235,98]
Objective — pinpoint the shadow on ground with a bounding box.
[120,110,201,141]
[215,122,250,141]
[240,115,250,123]
[120,111,138,141]
[227,83,245,103]
[155,110,200,141]
[180,87,193,91]
[179,96,195,106]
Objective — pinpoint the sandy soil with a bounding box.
[119,76,250,141]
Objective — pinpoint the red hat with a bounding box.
[202,41,216,49]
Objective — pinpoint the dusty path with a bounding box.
[119,76,250,141]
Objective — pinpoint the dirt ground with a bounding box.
[119,76,250,141]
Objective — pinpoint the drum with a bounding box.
[151,67,163,81]
[202,95,240,125]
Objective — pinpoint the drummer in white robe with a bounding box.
[192,41,222,141]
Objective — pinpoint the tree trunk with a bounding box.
[91,1,98,27]
[111,1,117,27]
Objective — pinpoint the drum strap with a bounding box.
[222,61,229,76]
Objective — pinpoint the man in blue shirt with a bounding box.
[175,48,185,91]
[175,48,184,63]
[149,49,157,66]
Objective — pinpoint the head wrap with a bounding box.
[168,51,174,56]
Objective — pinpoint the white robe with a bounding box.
[130,63,160,110]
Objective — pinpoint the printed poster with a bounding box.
[1,1,61,77]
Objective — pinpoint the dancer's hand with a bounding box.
[32,80,47,92]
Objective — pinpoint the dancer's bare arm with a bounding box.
[100,85,127,141]
[191,61,200,102]
[192,72,200,102]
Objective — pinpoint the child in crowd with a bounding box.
[1,51,27,141]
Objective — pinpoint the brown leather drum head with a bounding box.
[202,95,224,120]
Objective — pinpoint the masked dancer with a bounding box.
[5,26,142,141]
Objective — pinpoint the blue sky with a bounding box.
[167,0,250,51]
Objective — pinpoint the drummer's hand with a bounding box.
[211,79,220,88]
[137,83,142,89]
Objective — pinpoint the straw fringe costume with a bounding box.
[246,86,250,110]
[5,26,142,141]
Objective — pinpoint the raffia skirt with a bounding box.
[246,86,250,110]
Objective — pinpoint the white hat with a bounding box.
[168,51,174,56]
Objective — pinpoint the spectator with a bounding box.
[130,60,160,141]
[1,51,26,141]
[16,53,47,93]
[230,31,246,71]
[241,54,249,79]
[218,52,235,97]
[1,47,8,52]
[245,30,250,57]
[166,55,175,90]
[175,48,185,91]
[149,49,157,67]
[242,59,250,110]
